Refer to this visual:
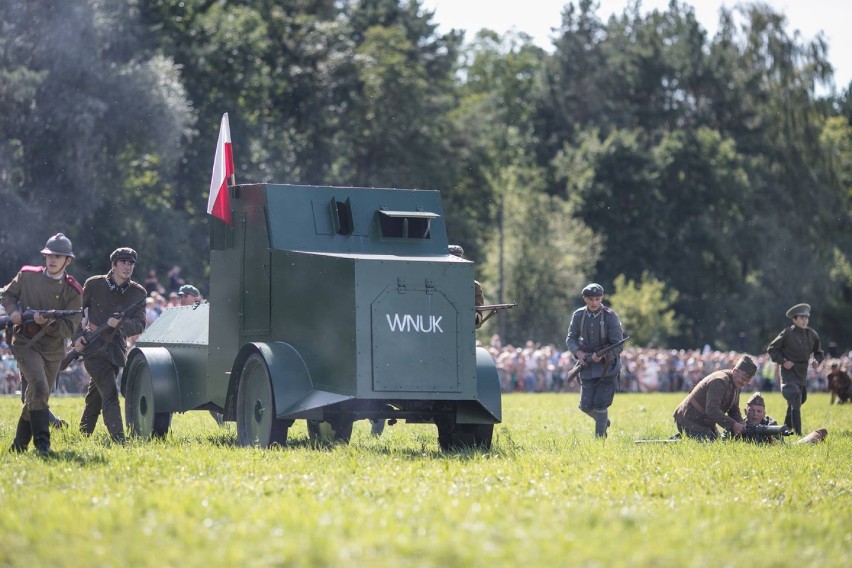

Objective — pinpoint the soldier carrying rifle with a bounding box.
[73,247,147,444]
[2,233,83,455]
[565,283,625,438]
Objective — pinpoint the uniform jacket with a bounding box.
[1,266,82,360]
[673,370,744,431]
[767,325,824,387]
[76,272,147,368]
[565,306,624,379]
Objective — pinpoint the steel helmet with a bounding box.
[40,233,75,258]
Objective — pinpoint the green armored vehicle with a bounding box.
[122,183,500,450]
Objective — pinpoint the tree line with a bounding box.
[1,0,850,351]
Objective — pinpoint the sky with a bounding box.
[420,0,851,92]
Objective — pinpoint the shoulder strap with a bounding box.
[64,274,83,295]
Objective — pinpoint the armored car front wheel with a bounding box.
[236,353,289,448]
[125,356,173,439]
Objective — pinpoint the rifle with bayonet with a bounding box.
[475,302,517,327]
[59,297,145,371]
[565,336,629,384]
[0,309,84,328]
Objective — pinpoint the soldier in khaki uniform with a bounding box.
[766,303,824,435]
[2,233,83,454]
[673,355,756,440]
[73,248,147,443]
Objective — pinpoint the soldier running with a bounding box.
[2,233,83,454]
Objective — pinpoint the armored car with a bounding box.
[122,183,500,450]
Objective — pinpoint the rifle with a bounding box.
[475,302,517,326]
[59,297,145,371]
[565,336,629,384]
[0,309,83,328]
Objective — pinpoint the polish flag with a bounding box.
[207,112,235,225]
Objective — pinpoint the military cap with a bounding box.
[582,283,604,297]
[734,355,758,377]
[178,284,200,297]
[41,233,75,258]
[110,247,137,264]
[746,392,765,407]
[448,245,465,258]
[785,303,810,319]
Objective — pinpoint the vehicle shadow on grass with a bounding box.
[198,431,505,460]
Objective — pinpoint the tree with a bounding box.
[608,272,681,347]
[0,0,193,279]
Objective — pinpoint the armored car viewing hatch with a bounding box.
[122,183,501,450]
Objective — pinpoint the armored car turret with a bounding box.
[122,183,500,450]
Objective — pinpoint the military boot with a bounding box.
[9,417,32,453]
[49,409,68,430]
[594,409,609,438]
[102,404,126,444]
[30,409,52,456]
[79,407,101,436]
[791,408,803,436]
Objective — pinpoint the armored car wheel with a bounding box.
[236,353,289,448]
[307,419,353,445]
[436,419,494,451]
[125,356,173,439]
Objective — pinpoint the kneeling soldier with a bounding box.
[673,355,756,440]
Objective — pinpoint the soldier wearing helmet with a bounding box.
[2,233,83,454]
[766,303,824,435]
[565,283,625,438]
[73,247,147,443]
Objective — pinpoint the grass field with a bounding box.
[1,392,850,567]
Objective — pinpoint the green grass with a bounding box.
[1,392,850,567]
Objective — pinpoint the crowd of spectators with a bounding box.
[483,335,852,395]
[2,288,849,399]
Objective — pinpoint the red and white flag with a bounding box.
[207,112,235,225]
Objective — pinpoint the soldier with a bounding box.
[826,362,851,405]
[724,392,786,443]
[73,248,147,443]
[2,233,83,454]
[448,245,485,325]
[673,355,756,440]
[18,373,68,429]
[766,303,824,435]
[177,284,202,306]
[565,283,625,438]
